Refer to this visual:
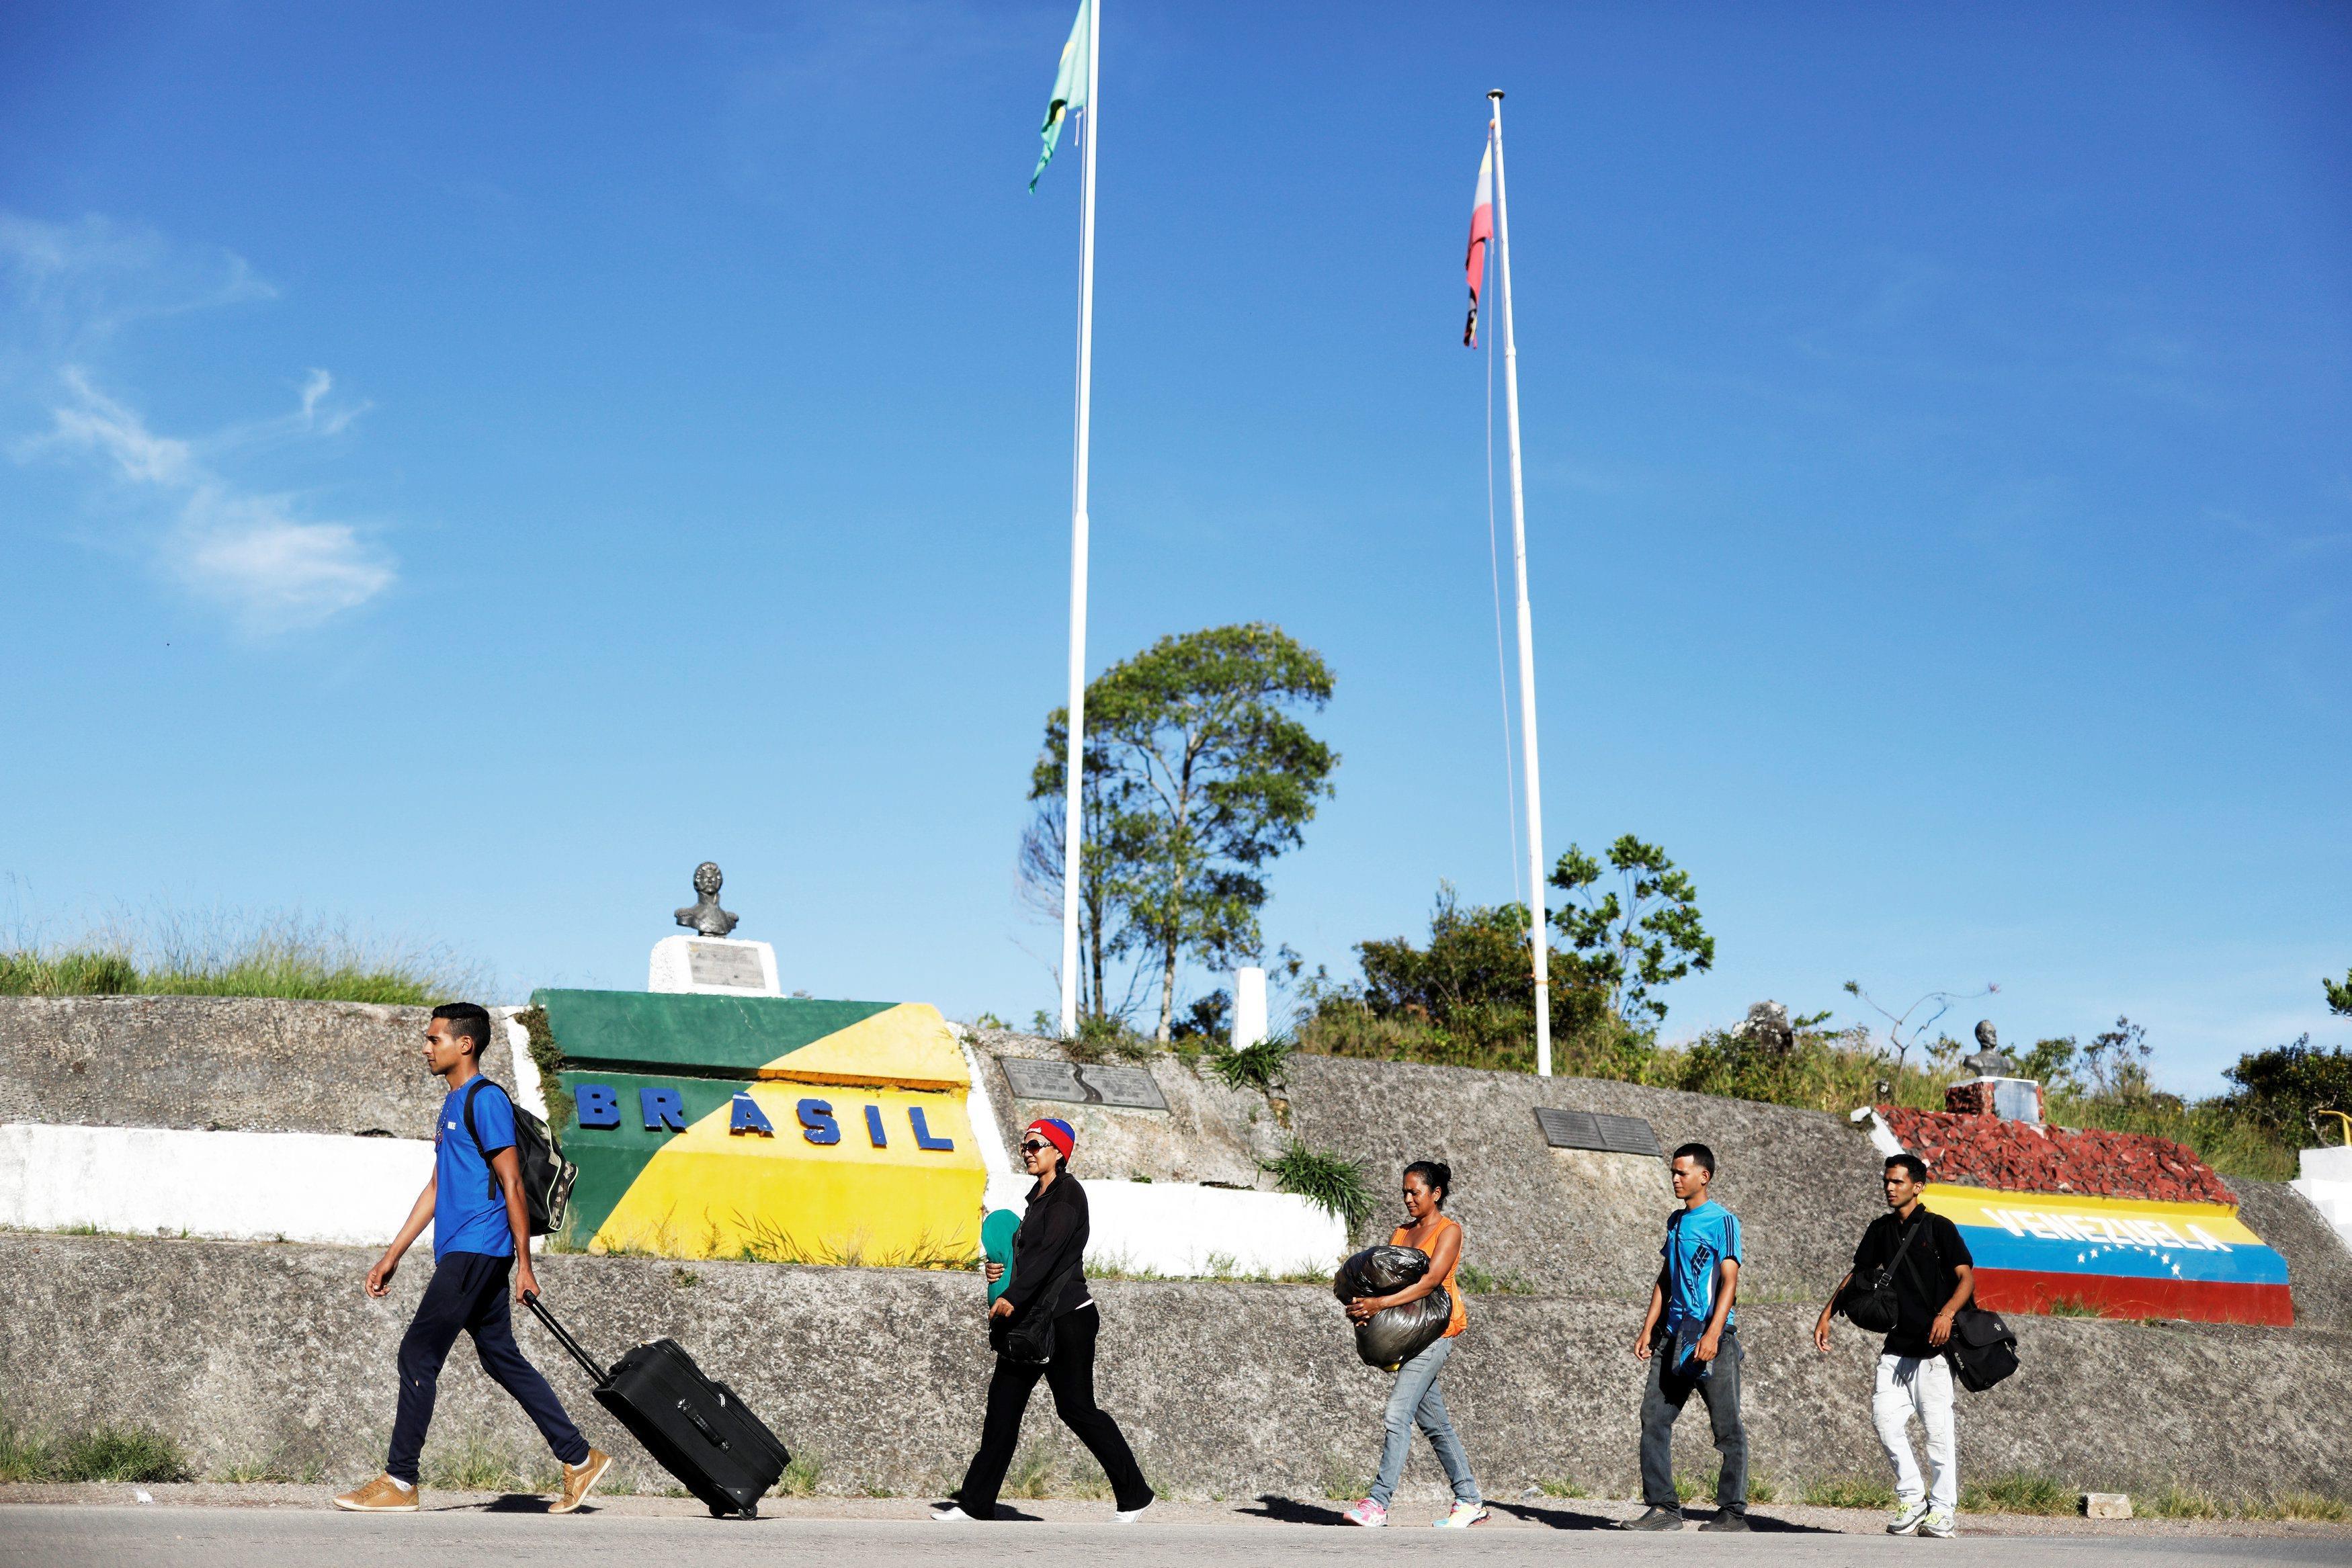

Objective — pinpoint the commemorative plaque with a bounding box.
[1535,1106,1661,1157]
[999,1057,1169,1113]
[687,942,767,990]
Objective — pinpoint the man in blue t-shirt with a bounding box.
[333,1003,610,1514]
[1622,1142,1751,1532]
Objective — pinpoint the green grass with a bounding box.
[0,910,483,1006]
[2044,1297,2105,1318]
[0,1416,190,1483]
[1962,1472,2073,1515]
[422,1439,525,1492]
[1003,1452,1056,1500]
[1747,1478,1779,1504]
[1531,1477,1590,1499]
[1803,1475,1896,1510]
[774,1451,823,1498]
[1456,1263,1537,1295]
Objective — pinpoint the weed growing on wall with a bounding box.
[423,1438,524,1492]
[1261,1143,1374,1233]
[774,1452,824,1497]
[0,1413,190,1483]
[513,1004,572,1131]
[1961,1472,2073,1514]
[1802,1475,1896,1510]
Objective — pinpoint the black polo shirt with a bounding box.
[1851,1206,1973,1359]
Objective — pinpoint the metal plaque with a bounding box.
[999,1057,1169,1113]
[1535,1106,1661,1157]
[686,942,767,990]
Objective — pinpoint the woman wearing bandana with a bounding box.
[933,1117,1153,1523]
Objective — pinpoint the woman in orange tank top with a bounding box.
[1339,1161,1485,1528]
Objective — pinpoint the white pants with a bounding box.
[1872,1353,1956,1512]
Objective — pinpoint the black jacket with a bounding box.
[1003,1172,1091,1319]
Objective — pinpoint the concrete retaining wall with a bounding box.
[0,995,516,1137]
[0,1124,433,1247]
[4,1232,2347,1505]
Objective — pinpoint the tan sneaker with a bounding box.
[550,1448,612,1514]
[332,1474,420,1512]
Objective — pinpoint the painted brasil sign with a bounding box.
[536,989,987,1264]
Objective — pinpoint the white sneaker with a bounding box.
[1113,1499,1151,1524]
[1920,1510,1957,1538]
[930,1504,974,1522]
[1888,1499,1931,1536]
[1433,1501,1489,1528]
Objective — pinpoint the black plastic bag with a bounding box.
[1334,1246,1454,1371]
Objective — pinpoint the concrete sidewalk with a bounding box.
[7,1483,2351,1539]
[7,1501,2352,1568]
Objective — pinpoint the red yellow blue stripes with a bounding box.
[1923,1183,2292,1326]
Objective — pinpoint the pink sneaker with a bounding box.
[1343,1498,1389,1527]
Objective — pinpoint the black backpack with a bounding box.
[462,1078,578,1237]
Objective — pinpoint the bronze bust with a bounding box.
[675,861,739,938]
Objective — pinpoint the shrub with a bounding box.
[2219,1036,2352,1145]
[1263,1143,1374,1231]
[1211,1035,1288,1093]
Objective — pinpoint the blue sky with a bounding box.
[3,2,2345,1092]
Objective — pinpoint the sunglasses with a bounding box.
[1019,1140,1055,1155]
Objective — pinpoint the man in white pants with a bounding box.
[1815,1153,1975,1538]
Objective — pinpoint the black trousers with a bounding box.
[955,1304,1152,1516]
[386,1251,589,1484]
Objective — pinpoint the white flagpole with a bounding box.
[1490,89,1552,1078]
[1058,0,1101,1039]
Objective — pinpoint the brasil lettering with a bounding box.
[573,1082,956,1151]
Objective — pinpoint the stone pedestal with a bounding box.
[648,936,781,997]
[1944,1075,2043,1124]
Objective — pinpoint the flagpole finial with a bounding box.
[1488,88,1504,100]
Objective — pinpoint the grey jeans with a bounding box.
[1638,1323,1747,1512]
[1370,1334,1479,1508]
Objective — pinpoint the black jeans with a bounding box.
[386,1251,590,1484]
[955,1304,1152,1516]
[1638,1323,1747,1512]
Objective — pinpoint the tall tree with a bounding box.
[1548,835,1714,1025]
[1048,623,1336,1041]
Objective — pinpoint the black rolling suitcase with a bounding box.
[524,1291,789,1518]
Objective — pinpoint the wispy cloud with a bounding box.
[32,367,395,634]
[5,212,395,634]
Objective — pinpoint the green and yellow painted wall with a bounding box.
[536,989,988,1264]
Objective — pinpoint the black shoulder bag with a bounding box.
[990,1256,1085,1364]
[1892,1221,2020,1393]
[1835,1216,1925,1334]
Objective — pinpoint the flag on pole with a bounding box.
[1463,138,1494,346]
[1030,0,1093,191]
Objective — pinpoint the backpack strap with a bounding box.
[461,1078,505,1200]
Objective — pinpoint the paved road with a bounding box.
[8,1508,2349,1568]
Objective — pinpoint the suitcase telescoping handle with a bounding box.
[521,1290,610,1388]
